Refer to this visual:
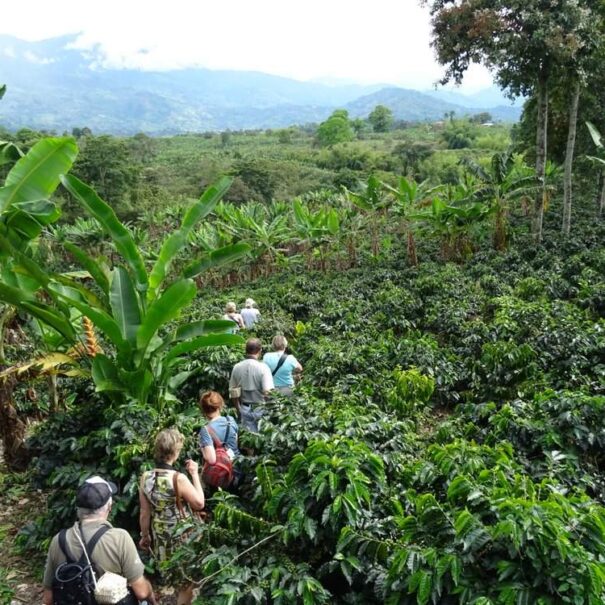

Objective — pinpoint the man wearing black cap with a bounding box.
[42,475,157,605]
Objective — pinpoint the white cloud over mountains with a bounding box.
[0,0,494,92]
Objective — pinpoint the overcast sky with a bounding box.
[0,0,494,92]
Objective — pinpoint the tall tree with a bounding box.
[423,0,594,242]
[316,110,354,147]
[559,1,605,235]
[368,105,394,133]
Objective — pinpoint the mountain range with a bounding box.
[0,34,523,135]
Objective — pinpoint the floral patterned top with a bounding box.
[141,468,180,562]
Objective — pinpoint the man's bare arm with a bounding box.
[130,576,157,605]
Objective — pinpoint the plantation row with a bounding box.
[0,125,602,604]
[22,217,605,604]
[33,144,571,293]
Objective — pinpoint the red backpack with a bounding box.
[202,423,234,488]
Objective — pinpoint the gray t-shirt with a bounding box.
[43,520,145,588]
[230,357,274,404]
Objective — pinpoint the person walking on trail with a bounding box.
[198,390,241,487]
[223,302,245,332]
[139,428,205,605]
[263,335,303,397]
[43,475,157,605]
[229,338,274,432]
[241,298,260,329]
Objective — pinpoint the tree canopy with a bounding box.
[368,105,394,133]
[316,110,355,147]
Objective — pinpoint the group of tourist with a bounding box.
[230,336,302,432]
[223,298,260,331]
[43,301,303,605]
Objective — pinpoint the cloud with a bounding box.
[0,0,495,92]
[23,50,55,65]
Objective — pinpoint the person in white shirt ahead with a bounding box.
[229,338,274,432]
[240,298,260,329]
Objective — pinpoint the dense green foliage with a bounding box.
[8,185,604,603]
[0,116,512,220]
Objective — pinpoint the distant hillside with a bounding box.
[422,86,524,109]
[0,34,520,134]
[347,87,522,122]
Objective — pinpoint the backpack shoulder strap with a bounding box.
[206,425,224,448]
[86,525,110,555]
[272,352,289,376]
[78,525,110,566]
[58,529,75,562]
[172,471,186,519]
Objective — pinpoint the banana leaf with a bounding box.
[53,284,130,354]
[183,242,251,279]
[165,333,243,365]
[62,241,110,297]
[110,267,141,346]
[147,176,232,301]
[91,355,124,393]
[0,137,78,212]
[0,141,23,167]
[61,174,148,301]
[136,278,196,355]
[174,319,238,342]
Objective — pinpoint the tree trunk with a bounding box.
[599,169,605,217]
[347,236,357,268]
[562,80,581,235]
[372,217,379,257]
[48,373,59,413]
[407,230,418,266]
[493,204,507,251]
[533,68,549,243]
[0,375,29,470]
[0,305,15,365]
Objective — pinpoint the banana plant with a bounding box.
[0,136,79,463]
[383,176,443,266]
[292,199,340,271]
[216,201,293,278]
[412,184,490,261]
[461,152,536,250]
[344,175,391,258]
[334,198,365,269]
[0,140,23,169]
[0,169,252,411]
[0,137,80,353]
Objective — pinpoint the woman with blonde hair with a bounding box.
[223,301,244,332]
[139,428,205,605]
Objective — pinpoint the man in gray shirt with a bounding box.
[230,338,274,432]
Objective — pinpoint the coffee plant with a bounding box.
[1,125,604,604]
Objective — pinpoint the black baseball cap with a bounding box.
[76,476,118,509]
